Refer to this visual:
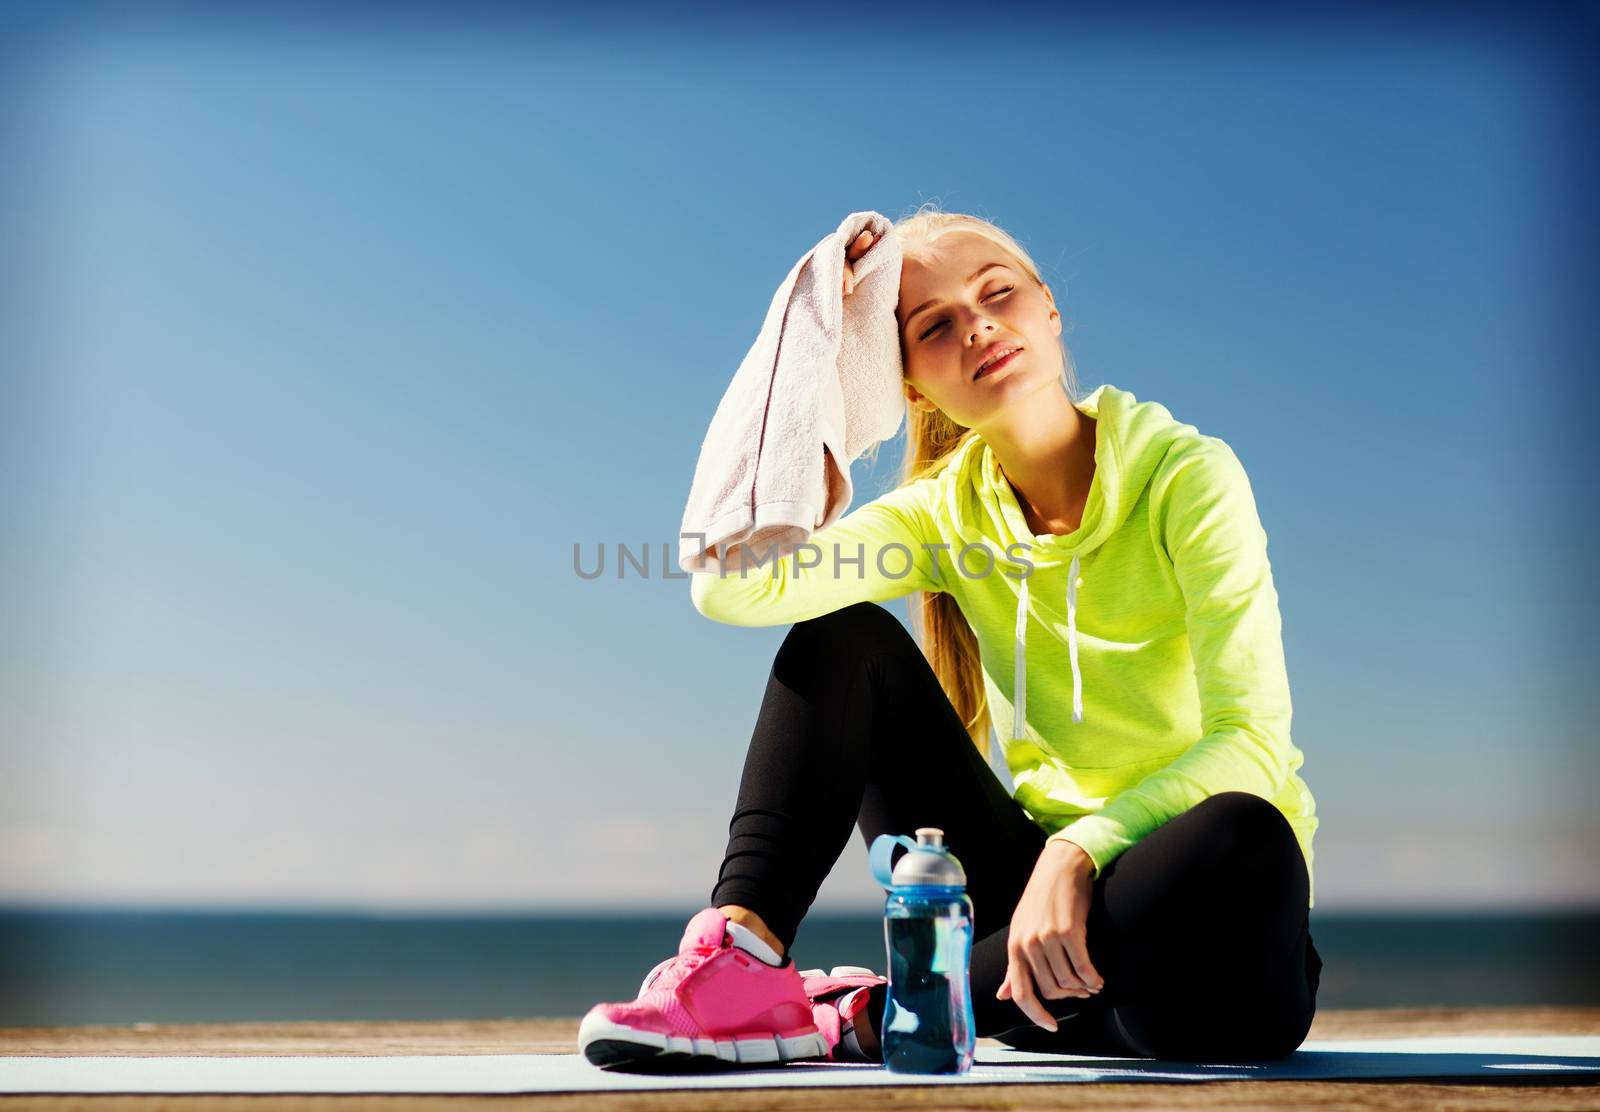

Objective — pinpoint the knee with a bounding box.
[1188,792,1301,877]
[778,602,915,663]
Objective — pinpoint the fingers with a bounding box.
[1003,957,1058,1033]
[1065,932,1105,993]
[1038,946,1085,997]
[843,229,875,298]
[1007,932,1105,1026]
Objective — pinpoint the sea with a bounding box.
[1,908,1596,1027]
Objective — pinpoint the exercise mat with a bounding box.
[2,1035,1597,1093]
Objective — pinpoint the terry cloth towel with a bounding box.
[678,210,907,574]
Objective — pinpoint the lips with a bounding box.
[974,345,1022,380]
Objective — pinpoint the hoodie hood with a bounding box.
[939,383,1196,740]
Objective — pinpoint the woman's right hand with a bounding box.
[843,229,876,297]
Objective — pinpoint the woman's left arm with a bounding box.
[1044,439,1301,879]
[1001,439,1300,1027]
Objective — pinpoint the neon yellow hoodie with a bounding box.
[690,383,1318,908]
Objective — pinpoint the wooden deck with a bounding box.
[2,1007,1597,1109]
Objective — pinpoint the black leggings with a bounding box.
[709,601,1322,1062]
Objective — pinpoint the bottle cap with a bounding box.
[871,827,968,889]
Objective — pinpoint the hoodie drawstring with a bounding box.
[1013,552,1084,741]
[1066,552,1084,724]
[1012,574,1029,740]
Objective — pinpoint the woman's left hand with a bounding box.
[996,839,1105,1031]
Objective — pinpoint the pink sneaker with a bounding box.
[578,908,829,1070]
[799,965,886,1063]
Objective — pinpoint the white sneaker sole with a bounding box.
[797,964,879,978]
[578,1010,830,1070]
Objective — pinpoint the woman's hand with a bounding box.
[843,229,874,297]
[996,839,1106,1032]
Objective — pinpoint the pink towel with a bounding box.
[678,211,906,574]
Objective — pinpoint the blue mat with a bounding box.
[1,1035,1597,1092]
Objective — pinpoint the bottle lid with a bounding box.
[888,827,967,888]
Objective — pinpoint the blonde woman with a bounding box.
[580,206,1321,1070]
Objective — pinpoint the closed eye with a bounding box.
[919,287,1014,340]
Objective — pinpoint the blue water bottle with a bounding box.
[869,827,976,1074]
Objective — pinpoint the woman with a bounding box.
[579,206,1322,1070]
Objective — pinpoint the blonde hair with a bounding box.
[883,202,1081,759]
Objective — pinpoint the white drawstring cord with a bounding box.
[1012,553,1086,739]
[1067,553,1084,724]
[1012,573,1029,741]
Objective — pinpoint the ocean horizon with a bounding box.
[2,907,1596,1027]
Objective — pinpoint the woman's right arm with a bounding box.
[689,478,946,627]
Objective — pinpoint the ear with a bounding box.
[1039,282,1064,336]
[904,381,939,414]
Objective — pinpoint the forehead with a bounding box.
[899,232,1017,298]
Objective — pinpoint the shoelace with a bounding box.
[637,947,716,997]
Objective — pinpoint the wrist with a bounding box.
[1046,837,1095,873]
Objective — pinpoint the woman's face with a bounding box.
[896,231,1063,428]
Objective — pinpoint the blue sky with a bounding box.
[2,4,1595,913]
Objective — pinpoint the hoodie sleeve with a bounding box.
[690,476,946,628]
[1046,441,1297,877]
